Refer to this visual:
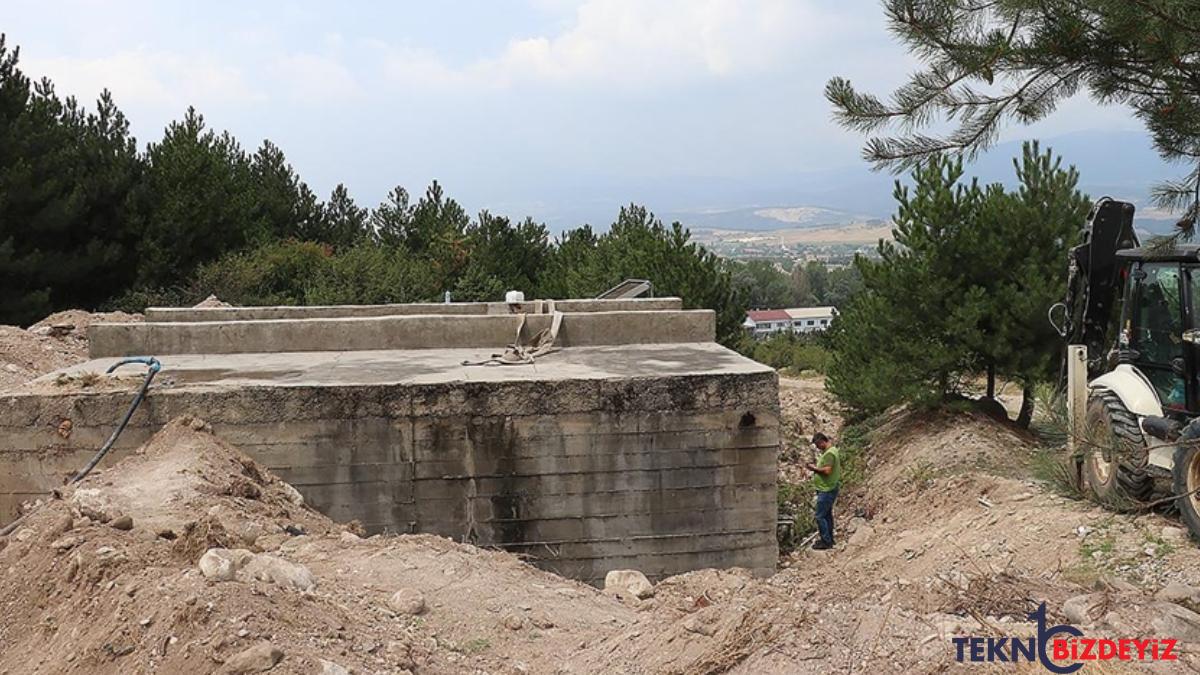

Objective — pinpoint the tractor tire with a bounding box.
[1082,391,1154,503]
[1173,420,1200,542]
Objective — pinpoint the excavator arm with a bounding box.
[1051,198,1139,378]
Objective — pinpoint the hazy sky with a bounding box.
[6,0,1149,224]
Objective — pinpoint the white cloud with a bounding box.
[22,49,262,109]
[375,0,836,90]
[270,52,362,101]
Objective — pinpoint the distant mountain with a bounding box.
[661,130,1181,235]
[660,205,873,232]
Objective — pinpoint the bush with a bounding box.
[740,332,832,374]
[182,240,441,307]
[191,240,332,306]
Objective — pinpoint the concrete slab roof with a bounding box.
[17,343,773,394]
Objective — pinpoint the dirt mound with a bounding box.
[0,310,143,391]
[193,295,232,309]
[859,406,1037,504]
[0,417,635,674]
[564,406,1200,672]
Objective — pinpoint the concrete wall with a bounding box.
[0,371,779,583]
[145,298,684,323]
[89,310,716,358]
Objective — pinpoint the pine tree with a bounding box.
[133,107,260,288]
[827,143,1088,421]
[731,260,792,309]
[321,184,368,249]
[0,35,142,324]
[826,0,1200,232]
[370,186,413,248]
[249,140,325,241]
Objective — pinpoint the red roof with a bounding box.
[746,310,791,322]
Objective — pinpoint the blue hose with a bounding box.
[69,357,162,484]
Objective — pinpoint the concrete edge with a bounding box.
[89,309,716,357]
[145,297,684,322]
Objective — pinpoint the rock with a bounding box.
[847,517,867,533]
[110,515,134,531]
[1062,594,1102,625]
[221,641,283,674]
[199,548,254,582]
[388,588,426,616]
[1150,602,1200,643]
[319,660,350,675]
[198,548,314,591]
[1105,577,1139,593]
[41,513,74,543]
[3,363,19,374]
[604,570,654,599]
[280,483,304,506]
[1162,526,1188,542]
[503,613,525,630]
[73,489,114,523]
[339,531,361,545]
[241,554,315,592]
[49,536,83,552]
[682,613,717,636]
[848,525,874,547]
[14,528,34,542]
[1155,582,1200,604]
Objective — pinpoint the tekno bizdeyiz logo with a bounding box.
[952,602,1177,672]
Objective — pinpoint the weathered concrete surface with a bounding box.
[89,310,715,358]
[145,297,683,323]
[0,343,778,583]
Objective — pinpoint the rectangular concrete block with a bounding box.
[88,310,715,358]
[144,297,684,322]
[4,303,778,585]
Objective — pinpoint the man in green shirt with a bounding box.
[805,432,841,550]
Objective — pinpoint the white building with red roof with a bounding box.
[743,306,837,337]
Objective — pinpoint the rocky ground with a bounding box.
[4,311,1200,672]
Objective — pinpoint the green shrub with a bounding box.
[192,240,332,306]
[740,332,832,374]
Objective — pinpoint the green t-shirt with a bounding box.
[813,445,841,493]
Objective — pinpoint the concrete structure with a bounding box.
[744,306,837,337]
[144,297,682,323]
[0,301,778,584]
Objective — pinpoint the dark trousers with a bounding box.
[815,487,839,545]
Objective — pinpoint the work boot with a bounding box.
[812,540,833,550]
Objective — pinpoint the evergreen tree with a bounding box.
[454,211,551,300]
[371,186,412,248]
[731,260,793,309]
[0,35,142,324]
[539,225,605,299]
[133,107,259,288]
[249,140,325,241]
[321,183,368,249]
[828,143,1088,422]
[826,0,1200,232]
[542,205,742,344]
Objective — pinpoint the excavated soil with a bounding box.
[6,323,1200,672]
[0,418,637,675]
[0,310,141,391]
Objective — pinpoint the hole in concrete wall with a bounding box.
[739,412,756,428]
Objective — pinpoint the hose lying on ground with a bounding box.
[0,357,161,536]
[69,357,162,483]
